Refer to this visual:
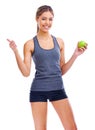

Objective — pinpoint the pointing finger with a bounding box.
[6,39,11,43]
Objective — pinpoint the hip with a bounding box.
[29,89,68,102]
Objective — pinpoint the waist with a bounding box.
[36,73,62,79]
[31,76,64,91]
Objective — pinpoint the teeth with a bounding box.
[44,26,48,29]
[44,26,48,28]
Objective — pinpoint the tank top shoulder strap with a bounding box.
[32,35,40,56]
[51,35,60,49]
[33,35,40,52]
[33,35,37,42]
[33,35,38,47]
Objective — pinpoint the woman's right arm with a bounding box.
[7,39,34,77]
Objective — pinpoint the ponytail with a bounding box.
[37,24,39,33]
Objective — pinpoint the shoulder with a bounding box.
[55,37,65,50]
[24,38,34,53]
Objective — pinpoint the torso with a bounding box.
[30,35,64,91]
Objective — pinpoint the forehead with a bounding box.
[39,11,54,18]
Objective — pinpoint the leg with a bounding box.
[51,98,77,130]
[30,102,47,130]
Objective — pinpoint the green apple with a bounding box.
[78,41,86,48]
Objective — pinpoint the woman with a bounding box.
[7,5,87,130]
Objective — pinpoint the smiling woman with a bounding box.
[0,0,95,129]
[36,5,54,33]
[6,4,88,130]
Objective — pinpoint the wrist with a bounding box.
[72,52,78,59]
[13,48,18,54]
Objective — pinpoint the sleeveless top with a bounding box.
[30,35,64,91]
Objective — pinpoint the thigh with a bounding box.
[30,102,47,130]
[51,99,77,130]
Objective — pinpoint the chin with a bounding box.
[43,29,50,33]
[41,30,48,33]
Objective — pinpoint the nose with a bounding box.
[45,19,50,25]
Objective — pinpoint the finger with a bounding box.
[78,47,85,51]
[6,39,11,43]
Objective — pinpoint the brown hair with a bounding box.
[36,5,54,33]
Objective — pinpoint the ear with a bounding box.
[35,16,38,22]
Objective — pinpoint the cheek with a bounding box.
[37,22,41,28]
[38,21,46,29]
[37,20,43,27]
[50,21,53,26]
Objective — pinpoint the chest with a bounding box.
[38,39,54,50]
[32,36,61,64]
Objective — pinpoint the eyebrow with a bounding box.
[41,16,54,18]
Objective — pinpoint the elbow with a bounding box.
[61,69,68,75]
[61,67,67,75]
[21,71,30,77]
[61,71,66,75]
[22,73,30,77]
[61,64,67,75]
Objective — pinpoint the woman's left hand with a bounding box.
[74,42,88,57]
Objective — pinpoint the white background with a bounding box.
[0,0,95,130]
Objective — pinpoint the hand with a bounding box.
[7,39,17,52]
[74,42,88,57]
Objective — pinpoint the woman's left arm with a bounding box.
[58,38,88,75]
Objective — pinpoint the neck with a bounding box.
[37,31,51,40]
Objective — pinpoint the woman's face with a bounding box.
[36,11,54,33]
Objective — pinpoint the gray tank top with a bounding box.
[30,35,64,91]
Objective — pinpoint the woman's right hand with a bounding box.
[7,39,17,52]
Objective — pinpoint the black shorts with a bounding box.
[29,89,68,102]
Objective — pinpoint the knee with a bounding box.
[35,125,46,130]
[65,123,77,130]
[70,126,77,130]
[70,125,77,130]
[35,127,46,130]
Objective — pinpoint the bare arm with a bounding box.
[57,38,88,75]
[7,39,34,77]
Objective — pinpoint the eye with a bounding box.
[42,17,46,20]
[49,18,53,21]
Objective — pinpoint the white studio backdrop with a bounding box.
[0,0,95,130]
